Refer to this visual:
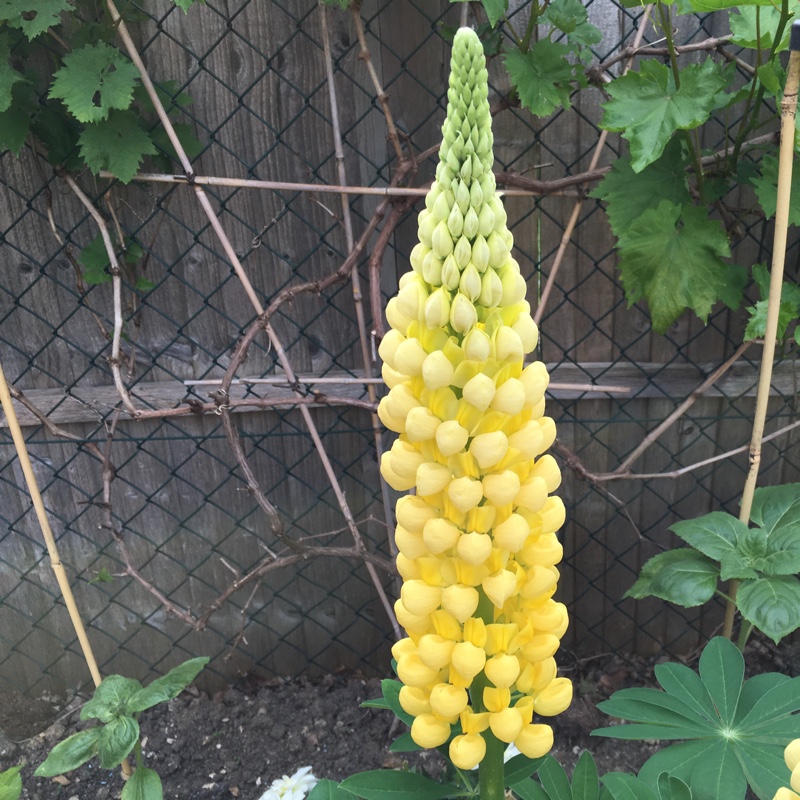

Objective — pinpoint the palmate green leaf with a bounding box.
[740,675,800,728]
[513,778,550,800]
[35,727,101,776]
[656,773,692,800]
[0,765,22,800]
[600,59,731,172]
[735,741,792,800]
[308,779,354,800]
[669,512,746,562]
[601,773,658,800]
[97,715,139,769]
[0,35,24,113]
[745,296,800,342]
[541,0,602,47]
[126,656,208,713]
[537,756,571,800]
[689,741,746,800]
[571,750,600,800]
[0,0,72,39]
[653,662,718,722]
[636,739,720,789]
[50,43,140,124]
[79,109,157,183]
[81,675,143,722]
[503,40,576,118]
[338,770,462,800]
[737,576,800,643]
[0,80,35,155]
[615,200,744,333]
[698,637,743,726]
[729,7,793,51]
[687,0,778,11]
[752,155,800,226]
[590,140,690,238]
[624,548,719,608]
[121,766,163,800]
[597,688,717,733]
[735,673,790,724]
[591,723,709,742]
[505,754,546,786]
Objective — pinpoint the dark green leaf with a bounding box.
[79,109,157,183]
[737,576,800,643]
[126,657,208,713]
[0,0,72,39]
[0,35,23,113]
[50,43,139,124]
[750,483,800,541]
[0,104,30,154]
[503,40,576,118]
[541,0,602,47]
[78,234,112,286]
[735,741,792,800]
[656,773,691,800]
[537,756,571,800]
[740,675,800,728]
[89,567,115,584]
[591,723,711,741]
[729,7,792,50]
[753,155,800,226]
[174,0,204,10]
[121,766,163,800]
[34,728,100,776]
[513,778,550,800]
[625,549,719,607]
[360,697,391,710]
[31,103,79,166]
[479,0,506,27]
[601,58,731,172]
[597,688,714,730]
[615,200,738,333]
[689,741,745,800]
[686,0,777,15]
[637,740,721,789]
[149,123,202,163]
[698,637,743,725]
[653,662,718,722]
[308,779,355,800]
[97,715,139,769]
[669,512,746,561]
[505,754,546,786]
[572,750,599,800]
[718,551,760,582]
[0,765,22,800]
[376,679,413,726]
[338,770,460,800]
[388,732,423,753]
[81,675,143,722]
[735,672,790,723]
[601,773,658,800]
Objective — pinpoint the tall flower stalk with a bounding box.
[378,27,571,799]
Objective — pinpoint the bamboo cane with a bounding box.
[0,361,132,776]
[721,22,800,642]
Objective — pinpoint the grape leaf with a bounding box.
[752,153,800,226]
[729,7,792,51]
[174,0,204,9]
[615,200,741,332]
[478,0,507,27]
[0,34,24,113]
[78,109,156,183]
[0,0,72,39]
[50,42,140,123]
[504,39,576,118]
[0,104,30,153]
[590,139,690,237]
[744,264,800,341]
[689,0,787,10]
[601,58,732,172]
[542,0,602,47]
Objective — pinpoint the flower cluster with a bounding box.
[378,27,571,771]
[258,766,318,800]
[775,740,800,800]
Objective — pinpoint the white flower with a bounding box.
[258,766,318,800]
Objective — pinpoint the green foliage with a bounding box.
[173,0,203,10]
[126,657,209,713]
[122,767,164,800]
[0,0,72,39]
[307,780,354,800]
[627,485,800,642]
[602,771,692,800]
[600,59,730,173]
[503,40,577,118]
[479,0,507,27]
[542,0,602,48]
[743,264,800,343]
[593,637,800,800]
[0,766,22,800]
[728,7,792,51]
[752,153,800,226]
[338,770,464,800]
[35,728,102,777]
[79,109,158,183]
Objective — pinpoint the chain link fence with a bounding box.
[0,0,798,699]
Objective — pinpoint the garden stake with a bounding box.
[0,361,133,777]
[722,20,800,645]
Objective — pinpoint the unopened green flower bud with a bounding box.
[418,209,437,247]
[455,180,470,214]
[471,235,490,272]
[454,235,472,268]
[432,189,452,221]
[432,219,455,259]
[424,287,451,328]
[447,204,464,238]
[479,269,502,307]
[478,204,495,237]
[450,293,477,334]
[487,231,510,266]
[442,255,461,291]
[410,243,429,275]
[463,206,479,239]
[422,251,443,286]
[463,327,491,361]
[459,263,482,301]
[460,157,472,181]
[489,195,507,230]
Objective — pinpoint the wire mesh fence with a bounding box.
[0,0,798,699]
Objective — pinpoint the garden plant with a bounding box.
[1,0,800,799]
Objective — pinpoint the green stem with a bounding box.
[736,620,754,652]
[520,2,540,52]
[134,738,144,770]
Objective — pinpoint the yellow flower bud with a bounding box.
[508,421,544,459]
[493,513,530,552]
[401,580,442,616]
[451,640,486,679]
[411,714,451,748]
[513,312,538,353]
[490,707,523,743]
[396,553,420,581]
[479,268,502,307]
[378,329,405,368]
[521,565,559,599]
[521,634,560,663]
[394,338,428,376]
[380,453,415,492]
[462,372,495,411]
[377,398,405,434]
[499,265,527,305]
[515,476,548,513]
[520,362,549,407]
[448,476,483,512]
[449,734,486,770]
[485,623,520,655]
[424,287,452,329]
[515,724,553,759]
[461,709,490,737]
[416,462,453,496]
[397,653,441,688]
[385,384,420,421]
[482,569,518,608]
[399,685,431,716]
[441,584,479,622]
[539,497,566,534]
[435,419,469,456]
[421,350,454,392]
[520,532,564,567]
[418,635,456,670]
[430,683,469,718]
[787,740,800,771]
[389,440,426,481]
[483,686,511,713]
[386,297,412,335]
[531,455,562,492]
[430,609,462,641]
[463,327,491,361]
[381,363,407,390]
[394,525,429,560]
[470,431,509,470]
[793,764,800,794]
[485,654,521,688]
[490,378,526,416]
[494,326,524,362]
[774,789,800,800]
[531,601,569,638]
[422,251,443,285]
[539,416,557,449]
[423,518,461,554]
[467,504,496,533]
[396,495,439,532]
[457,532,493,565]
[482,470,521,506]
[397,277,428,321]
[534,677,573,716]
[463,616,488,648]
[405,407,441,443]
[450,293,478,334]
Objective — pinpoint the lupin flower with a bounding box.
[774,740,800,800]
[378,27,571,772]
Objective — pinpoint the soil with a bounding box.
[0,637,796,800]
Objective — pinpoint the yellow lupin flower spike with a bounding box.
[379,27,571,772]
[773,740,800,800]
